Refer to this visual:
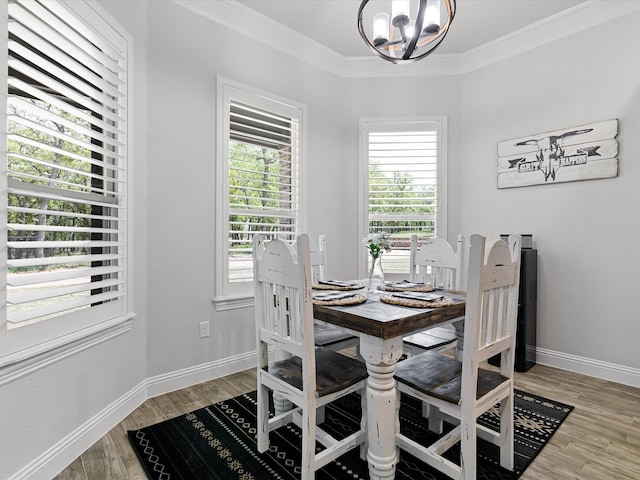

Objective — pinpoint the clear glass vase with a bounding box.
[368,254,385,293]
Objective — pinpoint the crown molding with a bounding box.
[172,0,348,76]
[172,0,640,79]
[457,0,640,74]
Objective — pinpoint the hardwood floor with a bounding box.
[53,363,640,479]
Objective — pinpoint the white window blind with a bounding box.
[3,0,129,356]
[216,78,305,306]
[361,119,446,276]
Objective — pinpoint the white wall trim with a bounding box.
[146,350,256,398]
[171,0,640,78]
[7,351,256,480]
[173,0,347,77]
[8,346,640,479]
[457,0,640,75]
[536,347,640,389]
[0,316,135,386]
[8,379,147,480]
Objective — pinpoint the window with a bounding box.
[358,118,447,278]
[215,77,306,309]
[1,0,131,363]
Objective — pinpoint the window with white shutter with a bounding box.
[359,118,447,277]
[215,77,305,308]
[2,0,131,361]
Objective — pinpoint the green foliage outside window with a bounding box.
[228,141,295,256]
[7,100,97,272]
[368,161,436,246]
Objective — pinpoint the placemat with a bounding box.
[380,294,455,308]
[313,281,365,291]
[382,282,436,292]
[312,293,368,306]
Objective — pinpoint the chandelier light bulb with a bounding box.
[373,12,390,45]
[404,21,416,40]
[424,0,441,33]
[392,0,410,27]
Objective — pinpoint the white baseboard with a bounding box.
[8,380,147,480]
[7,351,256,480]
[10,347,640,479]
[536,347,640,388]
[146,350,256,398]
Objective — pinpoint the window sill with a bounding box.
[212,295,254,311]
[0,313,136,387]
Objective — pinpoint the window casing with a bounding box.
[215,77,306,309]
[1,0,131,363]
[358,118,447,279]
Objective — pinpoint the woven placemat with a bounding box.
[313,282,365,291]
[379,295,455,309]
[312,293,368,306]
[382,282,436,292]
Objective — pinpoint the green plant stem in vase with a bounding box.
[365,233,392,293]
[368,253,385,292]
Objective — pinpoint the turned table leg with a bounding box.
[360,334,404,480]
[272,348,293,415]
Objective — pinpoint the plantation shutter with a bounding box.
[227,100,299,284]
[364,120,445,275]
[5,0,128,347]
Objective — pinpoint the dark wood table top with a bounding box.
[313,290,466,340]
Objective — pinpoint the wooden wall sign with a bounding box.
[497,119,618,188]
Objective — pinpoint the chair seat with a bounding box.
[314,323,358,349]
[395,351,507,404]
[266,348,368,397]
[403,327,457,351]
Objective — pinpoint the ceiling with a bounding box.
[236,0,587,58]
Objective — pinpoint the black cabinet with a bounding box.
[489,249,537,372]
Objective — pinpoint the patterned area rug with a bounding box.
[128,389,573,480]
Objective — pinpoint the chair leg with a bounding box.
[360,389,368,460]
[427,404,444,434]
[256,383,270,453]
[301,405,315,479]
[316,405,326,424]
[500,393,515,470]
[460,412,477,480]
[421,400,429,418]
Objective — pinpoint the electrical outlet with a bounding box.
[199,321,210,338]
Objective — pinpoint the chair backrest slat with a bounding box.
[410,235,465,290]
[463,234,521,374]
[309,234,327,283]
[253,234,315,368]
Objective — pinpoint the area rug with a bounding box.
[128,389,573,480]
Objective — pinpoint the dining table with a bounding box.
[312,288,466,480]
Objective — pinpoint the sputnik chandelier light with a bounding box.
[358,0,456,64]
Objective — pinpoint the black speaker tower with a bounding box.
[489,248,537,372]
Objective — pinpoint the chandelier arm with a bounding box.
[403,0,427,60]
[410,29,450,62]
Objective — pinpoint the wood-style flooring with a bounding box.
[54,362,640,479]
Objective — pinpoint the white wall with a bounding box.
[458,13,640,372]
[143,1,348,377]
[3,1,640,478]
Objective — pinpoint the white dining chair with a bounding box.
[394,234,522,480]
[402,235,465,357]
[310,235,360,355]
[253,234,368,478]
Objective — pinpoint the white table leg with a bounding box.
[360,334,404,480]
[272,348,293,415]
